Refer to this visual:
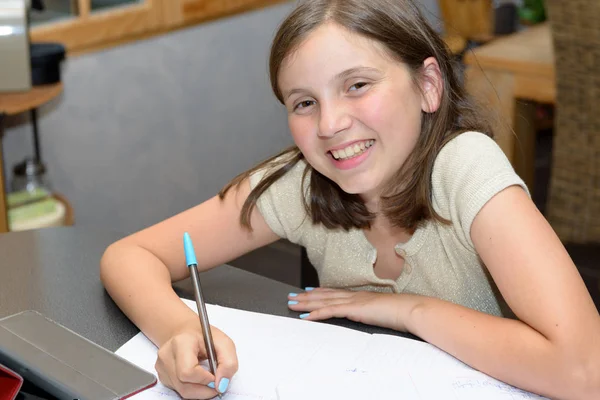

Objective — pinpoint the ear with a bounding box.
[419,57,443,113]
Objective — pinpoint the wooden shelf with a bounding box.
[0,83,66,233]
[54,193,75,226]
[0,83,63,116]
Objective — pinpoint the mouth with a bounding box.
[329,139,375,160]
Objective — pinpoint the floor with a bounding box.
[230,113,600,312]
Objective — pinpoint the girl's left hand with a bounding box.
[287,288,421,332]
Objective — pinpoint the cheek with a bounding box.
[288,117,312,149]
[355,95,408,140]
[362,90,421,138]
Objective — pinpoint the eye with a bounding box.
[294,100,316,111]
[349,82,368,92]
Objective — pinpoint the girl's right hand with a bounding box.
[155,323,238,399]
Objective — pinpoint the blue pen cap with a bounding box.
[183,232,198,267]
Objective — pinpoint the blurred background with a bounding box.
[0,0,598,308]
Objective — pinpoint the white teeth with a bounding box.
[331,140,374,160]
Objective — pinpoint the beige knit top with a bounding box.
[249,132,529,317]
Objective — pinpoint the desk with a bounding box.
[463,23,555,189]
[0,83,64,233]
[0,227,414,353]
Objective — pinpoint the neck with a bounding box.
[360,187,383,214]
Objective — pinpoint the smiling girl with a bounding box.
[100,1,600,399]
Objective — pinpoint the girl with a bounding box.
[100,1,600,399]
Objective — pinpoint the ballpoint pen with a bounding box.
[183,232,222,397]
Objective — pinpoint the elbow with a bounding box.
[566,351,600,400]
[99,241,124,288]
[577,365,600,400]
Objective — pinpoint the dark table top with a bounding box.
[0,227,415,352]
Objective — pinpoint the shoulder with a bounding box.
[249,153,308,190]
[249,156,310,242]
[434,131,508,170]
[432,131,525,193]
[431,131,529,247]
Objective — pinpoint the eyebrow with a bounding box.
[283,66,381,101]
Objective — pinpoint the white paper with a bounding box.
[275,334,547,400]
[116,299,547,400]
[116,299,371,399]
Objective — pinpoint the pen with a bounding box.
[183,232,221,395]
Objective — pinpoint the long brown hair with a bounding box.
[220,0,493,231]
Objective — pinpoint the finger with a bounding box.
[213,332,239,394]
[156,356,217,400]
[288,296,353,311]
[173,381,218,400]
[155,353,175,389]
[173,335,214,385]
[303,287,337,292]
[288,289,352,302]
[299,304,355,321]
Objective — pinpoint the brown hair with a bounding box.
[219,0,493,232]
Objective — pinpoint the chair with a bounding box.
[438,0,494,54]
[545,0,600,243]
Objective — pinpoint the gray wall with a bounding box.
[4,2,297,236]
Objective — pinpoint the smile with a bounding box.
[330,140,375,160]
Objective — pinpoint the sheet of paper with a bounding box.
[116,299,548,400]
[275,368,547,400]
[274,333,548,400]
[354,333,472,372]
[408,369,549,400]
[275,368,423,400]
[116,299,371,399]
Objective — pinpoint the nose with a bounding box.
[318,100,351,138]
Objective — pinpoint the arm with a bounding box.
[406,186,600,399]
[100,178,279,348]
[291,186,600,399]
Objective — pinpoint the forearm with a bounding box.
[100,242,200,347]
[406,296,598,400]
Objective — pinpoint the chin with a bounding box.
[333,179,376,196]
[313,164,379,196]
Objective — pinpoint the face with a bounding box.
[278,23,437,206]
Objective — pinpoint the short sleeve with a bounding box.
[431,131,530,249]
[248,159,311,243]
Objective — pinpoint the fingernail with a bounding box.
[218,377,230,393]
[289,292,298,297]
[304,287,315,291]
[299,313,310,319]
[208,382,215,389]
[288,300,298,305]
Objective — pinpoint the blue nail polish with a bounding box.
[208,382,215,389]
[304,287,315,291]
[288,300,298,305]
[299,313,310,319]
[289,292,298,297]
[218,377,230,393]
